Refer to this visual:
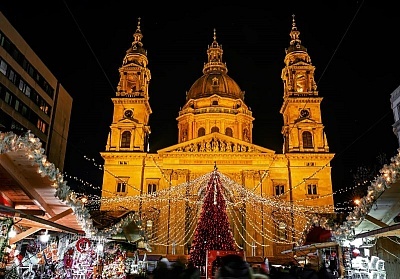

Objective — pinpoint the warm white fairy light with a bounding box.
[6,130,398,248]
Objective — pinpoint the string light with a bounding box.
[4,129,397,250]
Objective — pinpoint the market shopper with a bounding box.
[152,258,171,279]
[298,264,318,279]
[180,261,200,279]
[214,254,253,279]
[317,264,336,279]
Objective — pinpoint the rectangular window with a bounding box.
[18,79,25,92]
[307,183,318,195]
[147,183,157,194]
[117,182,127,193]
[36,118,47,133]
[14,99,20,111]
[146,179,159,195]
[24,84,31,98]
[4,91,12,105]
[0,60,7,75]
[116,176,129,194]
[8,69,16,83]
[21,105,28,117]
[274,185,285,196]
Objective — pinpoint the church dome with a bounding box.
[186,29,244,101]
[186,72,244,100]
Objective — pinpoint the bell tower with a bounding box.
[280,15,329,153]
[105,18,152,152]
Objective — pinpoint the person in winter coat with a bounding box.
[317,264,336,279]
[180,261,200,279]
[298,264,319,279]
[215,254,253,279]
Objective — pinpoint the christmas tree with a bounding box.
[189,166,236,267]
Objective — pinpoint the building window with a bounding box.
[116,176,129,194]
[181,129,187,142]
[8,69,16,83]
[225,127,233,137]
[307,182,318,195]
[117,182,127,193]
[148,183,157,194]
[302,131,313,148]
[4,91,12,105]
[0,60,7,75]
[115,176,129,194]
[212,100,218,106]
[146,179,159,195]
[198,127,205,137]
[274,185,285,196]
[211,126,219,133]
[121,131,131,148]
[37,118,47,133]
[14,99,20,111]
[212,77,219,86]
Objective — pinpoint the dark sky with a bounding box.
[1,1,399,206]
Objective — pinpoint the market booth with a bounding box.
[0,132,149,278]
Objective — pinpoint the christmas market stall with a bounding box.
[0,131,150,278]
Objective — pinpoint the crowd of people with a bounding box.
[147,255,337,279]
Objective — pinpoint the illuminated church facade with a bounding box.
[100,17,335,261]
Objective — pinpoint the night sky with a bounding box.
[1,1,399,207]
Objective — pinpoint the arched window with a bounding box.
[198,127,206,137]
[121,131,131,148]
[211,126,219,133]
[225,127,233,137]
[302,131,313,148]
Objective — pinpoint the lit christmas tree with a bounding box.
[189,166,236,267]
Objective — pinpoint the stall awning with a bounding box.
[355,223,400,239]
[281,241,339,254]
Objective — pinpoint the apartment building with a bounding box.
[0,11,72,171]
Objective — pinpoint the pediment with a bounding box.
[157,132,275,154]
[294,117,317,124]
[117,118,139,124]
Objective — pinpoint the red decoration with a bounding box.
[352,248,360,257]
[305,225,332,244]
[76,238,91,253]
[189,168,237,267]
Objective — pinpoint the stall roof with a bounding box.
[0,150,85,244]
[353,180,400,239]
[281,241,339,254]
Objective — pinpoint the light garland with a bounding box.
[5,130,395,249]
[0,131,142,241]
[332,148,400,241]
